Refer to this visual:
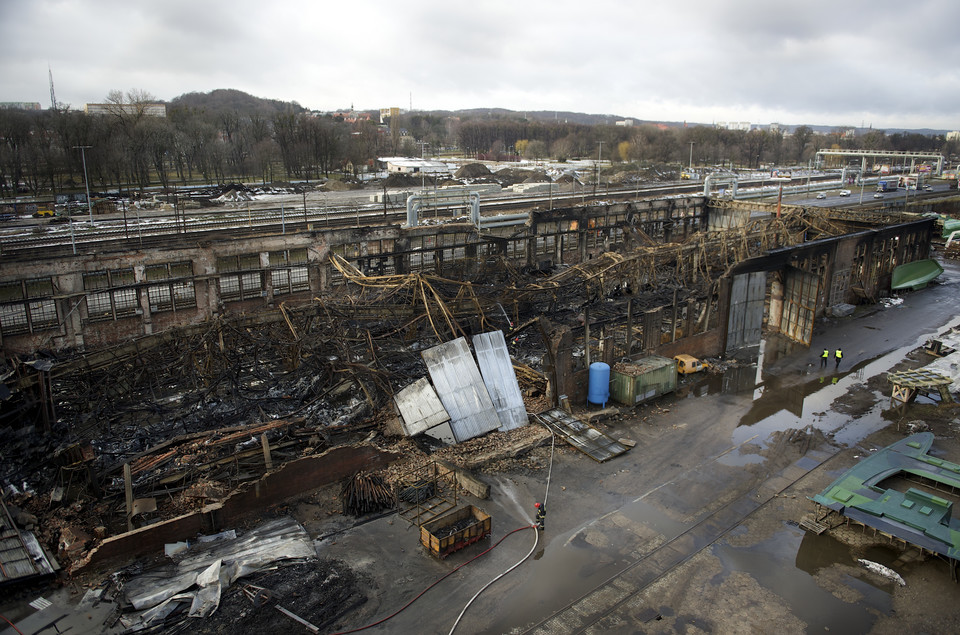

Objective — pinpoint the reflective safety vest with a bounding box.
[821,349,829,358]
[835,350,843,359]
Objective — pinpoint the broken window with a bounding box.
[148,284,172,311]
[0,304,28,334]
[145,261,196,313]
[83,269,138,322]
[0,278,56,335]
[217,253,266,302]
[219,272,264,302]
[272,266,309,296]
[85,290,114,321]
[269,248,308,266]
[113,287,138,317]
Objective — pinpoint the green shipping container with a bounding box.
[610,355,677,406]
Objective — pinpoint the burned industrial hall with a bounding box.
[0,181,954,633]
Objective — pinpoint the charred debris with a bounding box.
[0,203,851,577]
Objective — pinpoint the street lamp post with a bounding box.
[417,140,428,194]
[688,142,694,172]
[74,145,93,224]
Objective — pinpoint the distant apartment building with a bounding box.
[947,131,960,142]
[84,103,167,117]
[615,119,634,127]
[380,107,400,124]
[716,121,752,131]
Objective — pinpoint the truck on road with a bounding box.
[877,178,899,193]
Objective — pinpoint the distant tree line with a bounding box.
[1,88,956,198]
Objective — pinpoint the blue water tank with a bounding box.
[587,362,610,407]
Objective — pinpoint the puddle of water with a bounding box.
[485,526,634,631]
[616,498,688,537]
[714,528,891,633]
[861,544,906,570]
[726,314,960,449]
[716,447,766,467]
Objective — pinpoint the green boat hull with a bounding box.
[891,259,943,291]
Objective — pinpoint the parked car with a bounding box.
[816,192,827,199]
[923,184,932,191]
[839,190,851,197]
[873,193,884,199]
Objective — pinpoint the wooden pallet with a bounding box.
[799,516,829,535]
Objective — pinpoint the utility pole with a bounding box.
[74,145,93,224]
[688,141,695,172]
[594,141,603,197]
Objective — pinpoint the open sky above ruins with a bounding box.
[2,0,958,130]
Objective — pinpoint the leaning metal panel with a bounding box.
[422,337,501,442]
[394,377,451,436]
[472,330,528,431]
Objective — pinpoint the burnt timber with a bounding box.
[0,193,942,572]
[0,195,938,428]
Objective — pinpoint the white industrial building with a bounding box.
[379,157,451,176]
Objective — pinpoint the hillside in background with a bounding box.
[385,106,951,136]
[162,90,949,136]
[170,88,306,117]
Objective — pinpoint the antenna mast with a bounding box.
[48,65,57,110]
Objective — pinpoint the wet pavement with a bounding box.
[6,261,960,634]
[343,259,960,634]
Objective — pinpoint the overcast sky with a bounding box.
[2,0,958,131]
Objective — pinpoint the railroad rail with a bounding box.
[0,175,841,257]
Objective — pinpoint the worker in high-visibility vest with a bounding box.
[821,349,829,368]
[835,348,843,369]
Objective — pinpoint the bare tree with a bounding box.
[792,125,814,163]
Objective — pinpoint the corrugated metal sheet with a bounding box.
[726,271,766,354]
[394,377,451,436]
[422,338,501,442]
[535,409,630,462]
[0,497,59,585]
[122,517,315,612]
[424,421,456,444]
[472,330,528,431]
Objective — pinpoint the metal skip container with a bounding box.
[420,505,492,559]
[610,355,677,406]
[588,362,611,407]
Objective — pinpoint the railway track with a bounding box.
[0,175,839,257]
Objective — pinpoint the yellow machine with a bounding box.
[674,354,708,374]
